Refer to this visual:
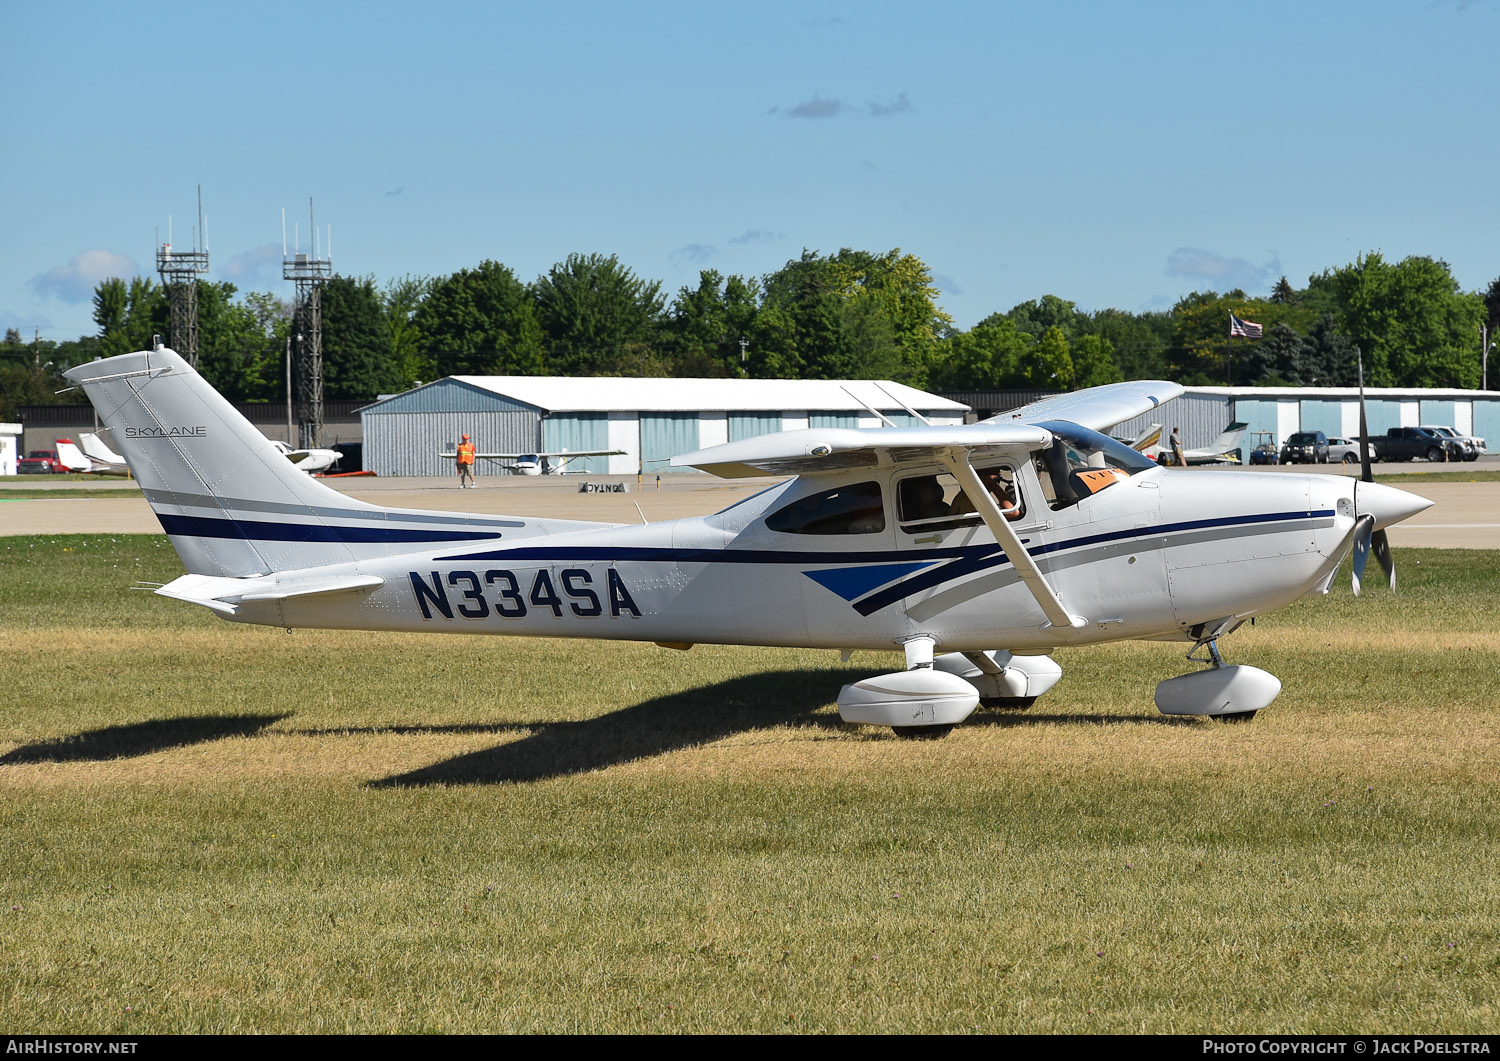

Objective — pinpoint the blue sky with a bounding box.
[4,0,1496,343]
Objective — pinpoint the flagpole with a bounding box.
[1227,311,1233,386]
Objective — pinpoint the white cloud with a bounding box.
[220,243,286,290]
[867,92,911,118]
[788,96,845,118]
[671,243,717,267]
[30,250,140,303]
[931,272,963,297]
[729,229,781,245]
[1166,247,1282,295]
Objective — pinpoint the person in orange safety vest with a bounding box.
[456,434,477,489]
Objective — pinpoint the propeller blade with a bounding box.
[1373,528,1395,592]
[1351,514,1374,597]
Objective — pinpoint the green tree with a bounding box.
[1168,291,1315,385]
[756,248,943,382]
[1070,333,1123,388]
[415,260,544,378]
[382,274,433,387]
[196,281,283,400]
[1007,295,1086,342]
[532,253,665,376]
[1027,326,1074,389]
[929,315,1032,390]
[322,274,403,400]
[92,277,167,357]
[1088,309,1172,380]
[1325,253,1484,387]
[666,270,760,377]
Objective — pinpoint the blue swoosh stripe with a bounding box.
[803,561,937,602]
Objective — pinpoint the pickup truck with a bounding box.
[1371,427,1467,463]
[1418,425,1484,462]
[17,448,68,473]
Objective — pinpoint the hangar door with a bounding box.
[641,413,700,474]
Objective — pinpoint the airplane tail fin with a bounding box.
[1207,421,1249,457]
[63,346,525,578]
[79,431,126,465]
[54,438,91,472]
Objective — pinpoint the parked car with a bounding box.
[17,448,67,474]
[1418,425,1483,462]
[1326,436,1377,466]
[1280,431,1329,464]
[1371,427,1466,463]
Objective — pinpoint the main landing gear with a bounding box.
[835,637,1064,738]
[1153,622,1280,721]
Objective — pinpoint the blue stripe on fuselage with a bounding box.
[156,513,505,544]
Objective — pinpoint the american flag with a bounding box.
[1229,312,1263,339]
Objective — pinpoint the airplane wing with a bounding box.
[673,424,1051,478]
[984,380,1183,433]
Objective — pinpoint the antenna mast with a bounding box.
[155,185,210,367]
[282,196,332,448]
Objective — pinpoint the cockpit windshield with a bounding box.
[1034,419,1157,508]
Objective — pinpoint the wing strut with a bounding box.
[937,448,1087,632]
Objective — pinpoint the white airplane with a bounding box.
[55,436,131,476]
[79,431,131,473]
[1146,421,1250,466]
[270,438,343,473]
[64,343,1432,737]
[439,447,627,475]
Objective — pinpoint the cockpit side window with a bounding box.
[765,481,885,535]
[1035,420,1155,510]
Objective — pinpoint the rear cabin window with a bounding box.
[765,481,885,535]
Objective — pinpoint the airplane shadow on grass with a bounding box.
[0,713,290,764]
[369,669,1193,788]
[370,668,853,788]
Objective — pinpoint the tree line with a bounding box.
[4,247,1498,420]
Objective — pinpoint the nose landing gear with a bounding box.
[1154,623,1280,721]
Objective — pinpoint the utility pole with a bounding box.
[1483,323,1494,392]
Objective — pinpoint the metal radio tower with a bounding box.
[156,187,210,367]
[283,200,332,449]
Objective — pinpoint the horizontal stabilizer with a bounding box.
[156,572,385,614]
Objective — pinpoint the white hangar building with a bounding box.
[1111,385,1500,460]
[360,376,970,476]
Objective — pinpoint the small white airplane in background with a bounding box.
[55,435,131,476]
[1145,421,1251,465]
[65,342,1431,738]
[439,448,626,475]
[270,439,343,473]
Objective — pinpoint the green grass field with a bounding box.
[1373,469,1500,483]
[1,535,1496,1033]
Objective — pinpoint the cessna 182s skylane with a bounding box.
[65,344,1432,737]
